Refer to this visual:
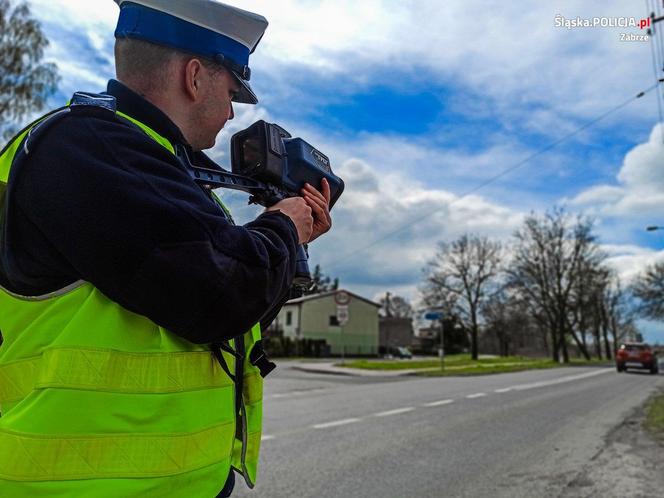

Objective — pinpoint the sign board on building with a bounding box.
[424,311,443,321]
[334,291,351,305]
[336,304,349,326]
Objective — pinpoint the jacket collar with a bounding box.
[106,79,188,146]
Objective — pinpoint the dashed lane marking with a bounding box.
[422,399,454,407]
[466,393,487,399]
[313,418,361,429]
[261,435,275,441]
[373,407,415,417]
[494,388,512,393]
[510,368,613,392]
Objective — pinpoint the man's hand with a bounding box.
[301,178,332,242]
[266,197,313,244]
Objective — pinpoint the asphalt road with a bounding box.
[233,362,664,498]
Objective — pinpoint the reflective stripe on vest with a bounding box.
[0,421,234,481]
[0,103,264,493]
[0,348,235,404]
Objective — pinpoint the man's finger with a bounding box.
[303,195,330,224]
[302,190,327,210]
[321,178,331,204]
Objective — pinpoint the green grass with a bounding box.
[416,360,559,376]
[339,354,610,376]
[644,394,664,439]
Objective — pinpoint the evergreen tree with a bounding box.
[0,0,59,139]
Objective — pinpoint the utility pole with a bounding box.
[439,318,445,372]
[647,3,664,142]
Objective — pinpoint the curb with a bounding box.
[290,365,358,377]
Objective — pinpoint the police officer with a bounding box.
[0,1,332,496]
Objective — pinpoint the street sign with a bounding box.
[336,304,349,326]
[425,311,443,320]
[334,290,351,305]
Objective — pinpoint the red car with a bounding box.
[616,343,659,374]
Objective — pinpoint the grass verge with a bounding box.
[340,354,610,376]
[644,394,664,440]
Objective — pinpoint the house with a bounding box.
[273,289,380,355]
[379,317,414,353]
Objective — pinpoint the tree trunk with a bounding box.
[602,326,612,360]
[560,327,569,363]
[569,329,591,360]
[551,327,559,363]
[471,324,479,360]
[593,324,602,360]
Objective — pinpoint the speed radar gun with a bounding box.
[182,120,344,294]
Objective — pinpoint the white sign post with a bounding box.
[336,305,349,326]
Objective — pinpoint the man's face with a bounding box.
[195,65,241,150]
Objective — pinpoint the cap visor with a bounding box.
[232,70,258,104]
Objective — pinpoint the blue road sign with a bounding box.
[424,312,443,320]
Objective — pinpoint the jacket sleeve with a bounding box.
[11,114,298,343]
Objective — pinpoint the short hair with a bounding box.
[114,38,228,93]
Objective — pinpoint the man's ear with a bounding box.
[183,58,204,102]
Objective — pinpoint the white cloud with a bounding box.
[224,0,654,132]
[572,123,664,217]
[603,244,664,283]
[30,0,657,136]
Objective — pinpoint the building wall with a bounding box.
[379,317,414,349]
[277,304,300,337]
[276,294,379,355]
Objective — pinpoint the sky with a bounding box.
[25,0,664,341]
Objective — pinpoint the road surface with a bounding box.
[233,362,664,498]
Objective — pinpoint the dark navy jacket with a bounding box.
[0,80,298,343]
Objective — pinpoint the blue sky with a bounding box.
[26,0,664,341]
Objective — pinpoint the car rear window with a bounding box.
[623,345,649,351]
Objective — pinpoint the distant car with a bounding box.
[616,343,659,374]
[383,347,413,359]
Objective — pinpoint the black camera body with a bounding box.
[183,120,343,292]
[231,120,344,208]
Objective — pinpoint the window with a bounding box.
[329,315,339,326]
[286,311,292,326]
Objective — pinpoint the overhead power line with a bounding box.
[323,82,661,274]
[647,0,664,143]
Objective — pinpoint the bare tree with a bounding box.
[507,209,604,363]
[379,292,413,318]
[603,276,636,352]
[422,234,502,360]
[0,0,59,138]
[632,261,664,320]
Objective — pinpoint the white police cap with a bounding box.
[113,0,268,104]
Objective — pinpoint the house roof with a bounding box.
[285,289,381,308]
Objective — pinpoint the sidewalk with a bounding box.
[290,360,548,377]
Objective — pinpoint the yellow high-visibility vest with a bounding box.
[0,99,264,497]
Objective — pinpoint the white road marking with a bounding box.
[261,435,275,441]
[313,418,361,429]
[374,407,415,417]
[466,393,486,399]
[269,388,330,399]
[510,368,613,392]
[423,399,454,407]
[494,388,512,393]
